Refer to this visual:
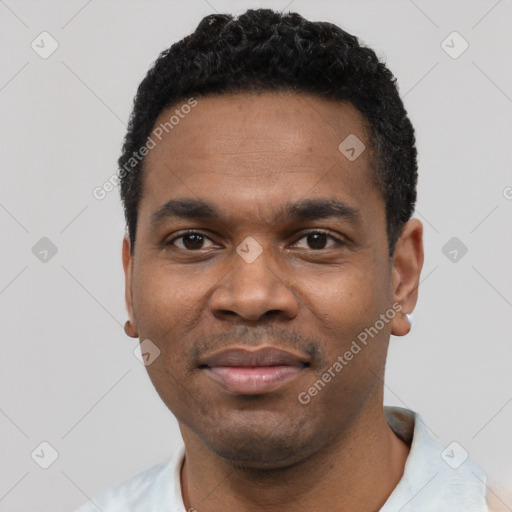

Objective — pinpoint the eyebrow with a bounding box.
[150,198,359,229]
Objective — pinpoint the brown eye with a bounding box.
[292,231,342,250]
[168,231,216,250]
[181,233,205,250]
[306,233,328,249]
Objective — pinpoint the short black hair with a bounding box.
[119,8,417,256]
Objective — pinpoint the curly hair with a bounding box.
[119,8,418,255]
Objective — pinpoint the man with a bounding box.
[76,8,489,511]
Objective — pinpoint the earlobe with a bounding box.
[390,219,424,337]
[391,310,412,337]
[124,320,139,338]
[122,236,138,337]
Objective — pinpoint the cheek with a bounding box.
[130,261,219,390]
[296,269,392,410]
[301,261,388,319]
[145,361,210,423]
[299,262,392,362]
[131,260,208,334]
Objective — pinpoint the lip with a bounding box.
[200,346,309,395]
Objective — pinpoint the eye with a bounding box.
[292,231,344,250]
[166,229,345,252]
[167,231,216,250]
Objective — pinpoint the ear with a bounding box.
[122,235,136,329]
[390,219,424,336]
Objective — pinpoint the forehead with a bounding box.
[138,92,381,227]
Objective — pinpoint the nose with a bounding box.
[209,242,299,323]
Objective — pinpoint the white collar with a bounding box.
[381,406,488,511]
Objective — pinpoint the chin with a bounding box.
[196,417,327,470]
[209,438,307,470]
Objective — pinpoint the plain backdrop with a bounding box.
[1,1,511,510]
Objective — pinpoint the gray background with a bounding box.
[1,0,511,510]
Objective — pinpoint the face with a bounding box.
[122,92,422,469]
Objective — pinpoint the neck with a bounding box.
[180,405,410,512]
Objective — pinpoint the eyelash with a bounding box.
[166,230,345,251]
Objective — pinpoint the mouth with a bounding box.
[199,346,310,395]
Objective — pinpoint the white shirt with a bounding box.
[74,406,488,511]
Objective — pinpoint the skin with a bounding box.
[122,91,424,512]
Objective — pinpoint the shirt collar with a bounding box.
[160,407,488,511]
[381,406,488,511]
